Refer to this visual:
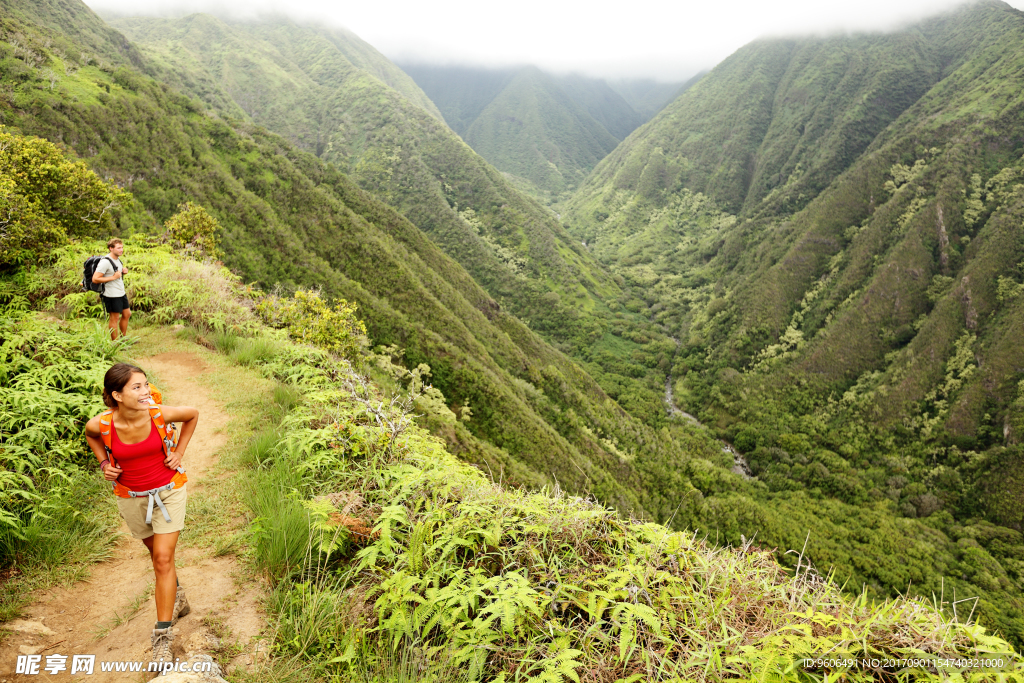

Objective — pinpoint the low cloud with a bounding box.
[86,0,1023,81]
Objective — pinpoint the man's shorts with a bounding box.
[103,295,131,314]
[115,485,187,539]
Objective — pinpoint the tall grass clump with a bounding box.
[247,456,312,581]
[231,337,285,367]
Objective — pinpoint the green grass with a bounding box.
[231,337,285,367]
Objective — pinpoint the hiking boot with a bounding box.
[151,626,173,663]
[172,586,191,624]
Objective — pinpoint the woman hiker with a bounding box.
[85,363,199,662]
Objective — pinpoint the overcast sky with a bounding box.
[84,0,1023,81]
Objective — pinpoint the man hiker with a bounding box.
[93,238,132,340]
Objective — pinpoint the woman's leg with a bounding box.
[142,531,179,621]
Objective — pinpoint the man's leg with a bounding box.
[119,308,131,337]
[107,312,120,341]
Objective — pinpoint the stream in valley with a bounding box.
[664,340,753,479]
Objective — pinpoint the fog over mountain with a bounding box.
[83,0,1021,80]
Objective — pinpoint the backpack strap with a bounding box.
[147,399,181,462]
[98,408,115,457]
[148,400,169,445]
[101,256,119,297]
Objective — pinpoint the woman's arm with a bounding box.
[84,415,122,481]
[158,405,198,470]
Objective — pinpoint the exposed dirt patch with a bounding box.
[1,351,266,681]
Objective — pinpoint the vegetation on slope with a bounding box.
[400,63,659,200]
[607,74,700,120]
[566,0,1024,645]
[106,10,692,439]
[462,67,620,198]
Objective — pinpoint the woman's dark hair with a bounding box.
[103,363,146,408]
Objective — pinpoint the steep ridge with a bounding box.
[566,0,1024,643]
[463,67,620,196]
[572,31,944,218]
[400,63,651,199]
[397,63,518,137]
[608,73,701,119]
[555,73,644,141]
[108,13,443,128]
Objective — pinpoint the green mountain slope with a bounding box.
[107,13,444,124]
[552,73,644,141]
[109,13,698,440]
[400,64,651,199]
[397,63,518,137]
[607,74,697,119]
[463,67,621,196]
[567,0,1024,644]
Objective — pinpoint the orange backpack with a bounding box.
[97,396,187,499]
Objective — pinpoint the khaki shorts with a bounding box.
[115,484,187,539]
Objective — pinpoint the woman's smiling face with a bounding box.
[113,371,151,409]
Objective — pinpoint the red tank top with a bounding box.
[110,420,175,490]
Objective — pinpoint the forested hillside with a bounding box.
[461,67,620,197]
[608,73,703,119]
[105,10,699,460]
[400,63,677,200]
[568,0,1024,644]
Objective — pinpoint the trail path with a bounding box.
[1,351,266,681]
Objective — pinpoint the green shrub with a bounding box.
[164,200,221,260]
[0,127,129,267]
[257,290,368,361]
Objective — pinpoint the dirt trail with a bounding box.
[1,352,266,681]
